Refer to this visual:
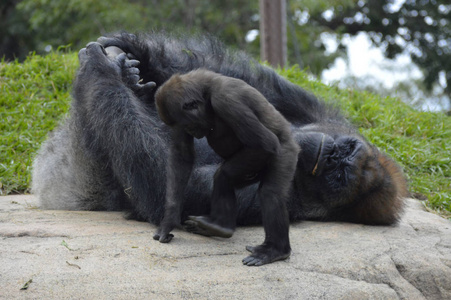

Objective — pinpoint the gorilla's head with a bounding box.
[293,124,407,225]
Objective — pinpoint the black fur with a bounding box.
[154,69,299,265]
[32,31,407,237]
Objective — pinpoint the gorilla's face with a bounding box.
[183,122,211,139]
[297,132,366,179]
[179,100,213,139]
[293,125,381,206]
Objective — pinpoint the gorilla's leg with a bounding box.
[185,149,270,238]
[242,141,298,266]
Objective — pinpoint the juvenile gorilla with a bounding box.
[154,69,299,265]
[33,32,407,266]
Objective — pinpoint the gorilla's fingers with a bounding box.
[126,67,140,75]
[84,42,107,56]
[133,81,156,92]
[183,220,213,237]
[97,36,115,47]
[127,53,138,60]
[183,220,197,230]
[97,33,136,47]
[78,48,88,61]
[125,59,140,68]
[153,231,174,243]
[140,81,156,90]
[128,75,140,85]
[159,233,174,243]
[116,53,127,65]
[185,216,234,238]
[85,41,99,48]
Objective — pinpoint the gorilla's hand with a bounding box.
[78,42,112,68]
[97,33,137,47]
[78,42,126,79]
[79,42,155,94]
[98,34,156,99]
[97,33,139,58]
[153,224,176,243]
[115,53,156,93]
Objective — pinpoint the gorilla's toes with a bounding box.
[242,244,290,266]
[185,216,234,238]
[86,42,107,55]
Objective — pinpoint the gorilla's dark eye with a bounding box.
[343,140,357,156]
[182,101,199,110]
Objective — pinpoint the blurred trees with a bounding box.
[301,0,451,109]
[0,0,259,61]
[310,0,451,95]
[0,0,34,61]
[1,0,450,109]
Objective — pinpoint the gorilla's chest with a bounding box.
[206,118,242,159]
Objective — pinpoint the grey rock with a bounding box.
[0,195,450,299]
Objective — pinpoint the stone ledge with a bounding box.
[1,195,450,299]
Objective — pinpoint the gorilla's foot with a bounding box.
[242,244,291,266]
[184,215,234,238]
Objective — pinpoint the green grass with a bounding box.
[0,51,77,194]
[1,53,450,218]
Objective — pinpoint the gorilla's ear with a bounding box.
[182,100,199,111]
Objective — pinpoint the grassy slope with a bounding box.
[0,52,76,194]
[1,52,450,217]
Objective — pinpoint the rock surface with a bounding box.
[1,195,450,299]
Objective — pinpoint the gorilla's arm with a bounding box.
[210,80,280,155]
[153,128,195,243]
[96,32,326,126]
[74,43,167,223]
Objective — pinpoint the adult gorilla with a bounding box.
[32,32,407,239]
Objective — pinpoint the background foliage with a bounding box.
[2,0,450,104]
[1,51,449,217]
[0,0,260,61]
[308,0,451,99]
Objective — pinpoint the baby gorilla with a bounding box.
[154,69,300,266]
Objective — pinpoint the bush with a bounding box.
[1,52,450,217]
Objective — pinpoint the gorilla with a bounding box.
[32,32,407,265]
[155,69,299,265]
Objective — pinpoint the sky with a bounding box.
[321,32,423,89]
